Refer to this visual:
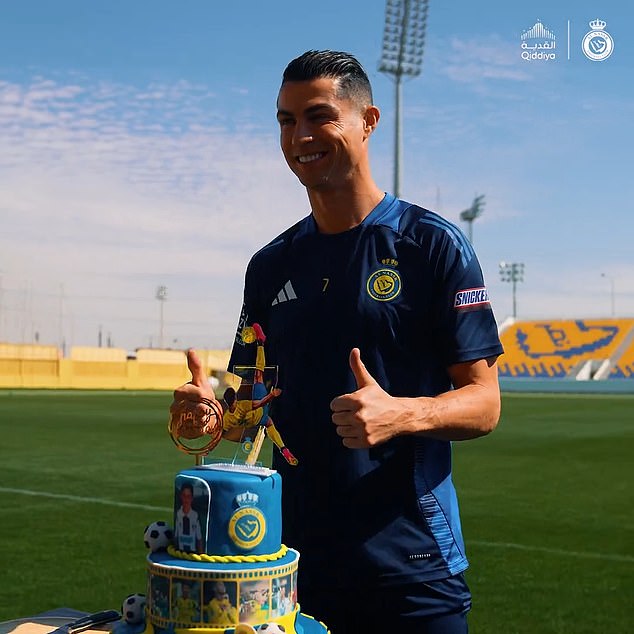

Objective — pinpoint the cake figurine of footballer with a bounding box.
[167,323,297,469]
[220,323,298,467]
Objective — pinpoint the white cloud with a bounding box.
[2,65,633,353]
[0,73,306,350]
[440,35,534,84]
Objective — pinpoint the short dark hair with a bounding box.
[223,387,236,406]
[282,50,373,107]
[180,482,194,495]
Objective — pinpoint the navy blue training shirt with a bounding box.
[228,193,504,589]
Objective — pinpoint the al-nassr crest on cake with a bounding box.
[229,490,266,550]
[113,324,329,634]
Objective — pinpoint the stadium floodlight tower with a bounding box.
[156,285,168,349]
[499,262,524,320]
[460,194,485,244]
[378,0,430,198]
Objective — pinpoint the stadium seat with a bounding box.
[499,318,634,379]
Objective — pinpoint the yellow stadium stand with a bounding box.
[130,348,232,390]
[0,343,60,387]
[499,318,634,379]
[65,346,129,388]
[131,348,190,389]
[199,349,231,372]
[610,340,634,379]
[0,344,232,390]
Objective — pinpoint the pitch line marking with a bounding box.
[2,487,632,564]
[471,539,634,564]
[0,486,171,513]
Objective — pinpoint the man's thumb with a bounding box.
[349,348,378,389]
[187,349,207,387]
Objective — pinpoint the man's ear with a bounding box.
[362,105,380,139]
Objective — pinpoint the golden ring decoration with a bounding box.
[168,397,224,457]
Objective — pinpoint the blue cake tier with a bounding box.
[173,464,282,557]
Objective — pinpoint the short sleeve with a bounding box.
[431,230,503,366]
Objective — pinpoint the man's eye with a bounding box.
[278,118,293,126]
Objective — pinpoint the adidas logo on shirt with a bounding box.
[272,280,297,306]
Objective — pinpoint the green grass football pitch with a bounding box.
[1,390,632,632]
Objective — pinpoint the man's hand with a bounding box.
[251,386,283,410]
[330,348,411,448]
[170,349,223,439]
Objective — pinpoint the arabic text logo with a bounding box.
[582,19,614,61]
[521,20,556,61]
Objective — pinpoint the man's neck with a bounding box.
[307,182,385,234]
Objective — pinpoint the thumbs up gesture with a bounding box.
[186,348,213,392]
[169,349,224,439]
[330,348,408,449]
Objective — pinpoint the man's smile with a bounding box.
[297,152,326,164]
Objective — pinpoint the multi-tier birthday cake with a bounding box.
[116,324,328,634]
[151,463,328,634]
[117,462,328,634]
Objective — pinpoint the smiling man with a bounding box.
[172,50,503,633]
[275,59,383,233]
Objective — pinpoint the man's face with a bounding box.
[276,77,370,191]
[256,588,268,605]
[180,487,193,511]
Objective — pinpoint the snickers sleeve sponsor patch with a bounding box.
[454,287,491,310]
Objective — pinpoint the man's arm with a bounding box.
[330,348,501,447]
[408,356,500,440]
[251,387,282,410]
[220,390,281,442]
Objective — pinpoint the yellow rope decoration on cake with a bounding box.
[167,543,289,563]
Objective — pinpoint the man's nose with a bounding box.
[294,120,313,143]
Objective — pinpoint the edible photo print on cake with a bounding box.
[271,574,294,617]
[174,475,210,553]
[203,579,239,626]
[172,579,201,624]
[149,573,170,618]
[239,579,271,625]
[291,569,298,605]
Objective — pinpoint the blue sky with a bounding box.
[1,0,632,351]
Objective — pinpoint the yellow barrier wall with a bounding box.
[0,344,231,390]
[0,344,61,388]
